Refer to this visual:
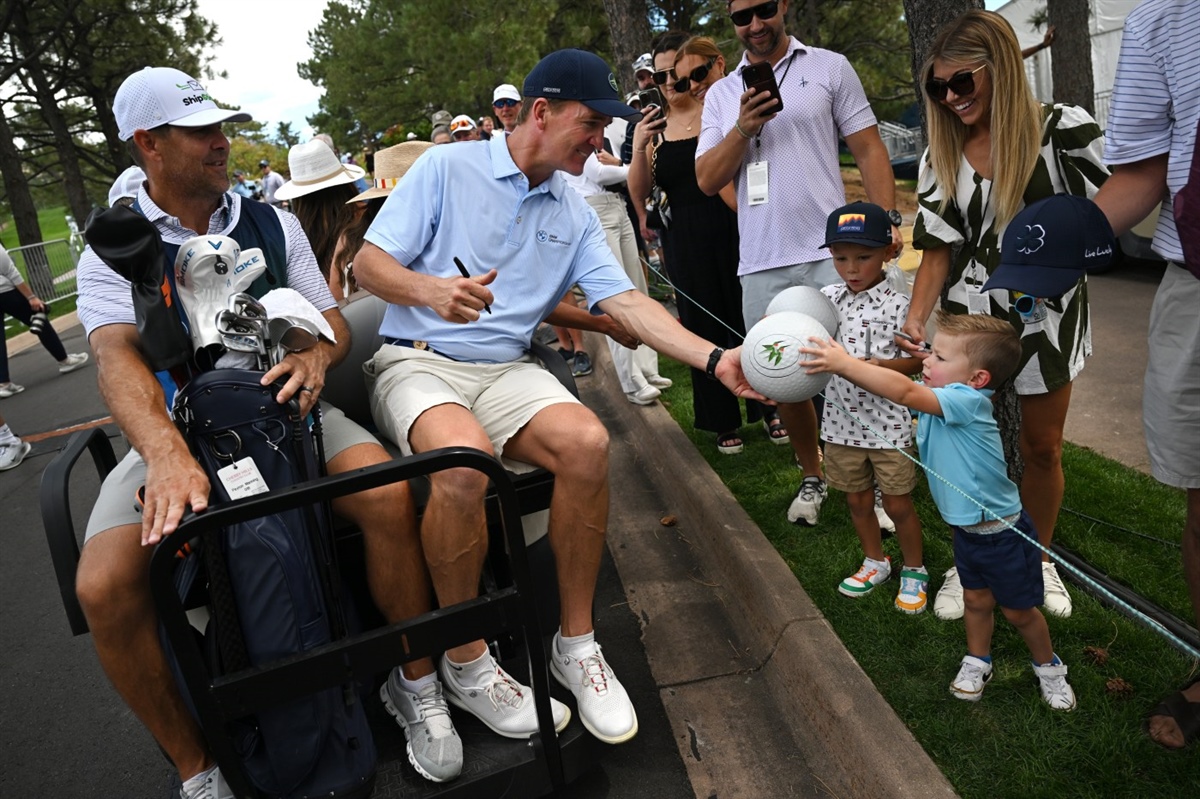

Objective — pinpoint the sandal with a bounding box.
[716,431,744,455]
[1145,678,1200,749]
[763,414,789,445]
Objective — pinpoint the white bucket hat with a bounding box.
[274,139,366,202]
[347,141,434,203]
[114,67,251,141]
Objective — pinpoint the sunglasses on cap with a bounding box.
[924,64,986,101]
[673,57,717,94]
[730,0,779,27]
[493,98,519,108]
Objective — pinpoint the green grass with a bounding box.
[2,206,80,335]
[655,356,1198,799]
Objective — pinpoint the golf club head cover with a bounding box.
[84,205,193,371]
[175,235,243,350]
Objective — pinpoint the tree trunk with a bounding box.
[0,110,44,246]
[12,4,93,225]
[902,0,985,131]
[601,0,653,94]
[785,0,820,45]
[1048,0,1094,114]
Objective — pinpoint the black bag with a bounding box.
[168,369,376,799]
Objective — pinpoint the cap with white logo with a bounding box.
[114,67,251,141]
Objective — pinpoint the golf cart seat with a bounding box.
[38,291,597,798]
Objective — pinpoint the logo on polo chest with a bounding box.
[536,229,571,246]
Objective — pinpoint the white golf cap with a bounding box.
[114,67,251,141]
[107,166,146,206]
[449,114,476,133]
[493,84,521,103]
[632,53,653,74]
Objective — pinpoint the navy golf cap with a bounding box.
[983,194,1115,298]
[523,49,641,122]
[821,201,893,249]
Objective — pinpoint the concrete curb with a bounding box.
[584,336,958,799]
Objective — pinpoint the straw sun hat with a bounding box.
[275,139,366,202]
[347,141,434,203]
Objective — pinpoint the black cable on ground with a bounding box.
[1052,543,1200,657]
[1061,506,1181,549]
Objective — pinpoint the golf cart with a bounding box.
[39,282,600,797]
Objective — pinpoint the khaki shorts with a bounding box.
[366,344,580,474]
[83,401,378,542]
[822,441,918,495]
[740,258,839,329]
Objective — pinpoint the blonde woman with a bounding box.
[628,33,766,454]
[900,10,1108,620]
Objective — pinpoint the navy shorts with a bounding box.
[953,510,1044,610]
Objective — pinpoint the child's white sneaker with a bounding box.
[949,655,993,702]
[1032,658,1076,711]
[933,566,964,620]
[837,557,891,598]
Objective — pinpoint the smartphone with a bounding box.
[637,87,664,111]
[741,62,783,116]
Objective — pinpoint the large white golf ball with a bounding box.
[741,311,832,403]
[765,285,840,337]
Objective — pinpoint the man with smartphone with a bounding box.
[695,0,901,527]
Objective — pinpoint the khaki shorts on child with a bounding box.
[823,442,918,495]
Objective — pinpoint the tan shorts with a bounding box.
[83,401,379,542]
[366,344,580,474]
[822,442,918,495]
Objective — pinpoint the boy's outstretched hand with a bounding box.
[801,336,853,374]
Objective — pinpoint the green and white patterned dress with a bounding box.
[913,104,1109,395]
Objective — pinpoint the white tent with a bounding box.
[995,0,1137,124]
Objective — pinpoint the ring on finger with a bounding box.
[300,385,314,393]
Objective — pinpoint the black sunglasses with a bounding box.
[651,68,673,86]
[730,0,779,27]
[924,65,986,101]
[493,98,519,108]
[673,58,717,94]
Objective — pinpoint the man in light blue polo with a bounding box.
[355,48,763,767]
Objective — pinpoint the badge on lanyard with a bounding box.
[747,161,769,206]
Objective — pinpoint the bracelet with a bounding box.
[634,148,646,153]
[705,347,725,381]
[734,121,753,140]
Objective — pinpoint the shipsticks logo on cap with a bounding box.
[836,213,867,233]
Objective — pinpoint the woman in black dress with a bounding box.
[628,33,768,454]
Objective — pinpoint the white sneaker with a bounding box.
[1032,658,1076,711]
[949,655,993,702]
[1041,562,1072,618]
[0,382,25,398]
[439,653,570,739]
[379,670,462,783]
[646,374,672,389]
[625,385,661,405]
[180,764,233,799]
[550,636,638,744]
[786,476,827,525]
[874,486,896,533]
[0,440,31,471]
[933,566,964,620]
[837,557,891,598]
[58,352,89,373]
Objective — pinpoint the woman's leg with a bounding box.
[1018,383,1073,554]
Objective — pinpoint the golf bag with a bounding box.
[168,368,376,799]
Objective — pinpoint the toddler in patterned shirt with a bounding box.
[817,202,929,613]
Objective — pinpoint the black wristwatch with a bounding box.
[886,209,903,227]
[705,347,725,381]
